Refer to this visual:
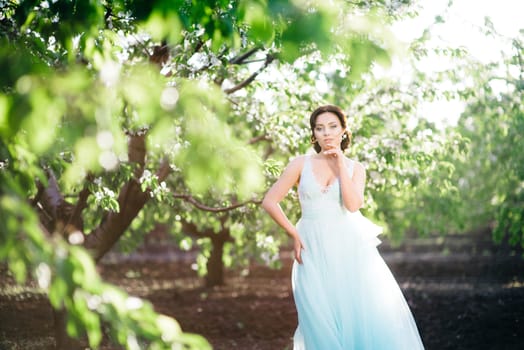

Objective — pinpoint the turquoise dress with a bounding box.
[292,155,424,350]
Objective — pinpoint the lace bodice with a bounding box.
[297,155,354,218]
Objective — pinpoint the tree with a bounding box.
[446,33,524,246]
[1,0,416,348]
[390,12,524,248]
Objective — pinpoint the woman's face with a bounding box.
[313,112,344,151]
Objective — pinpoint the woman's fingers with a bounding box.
[324,149,342,158]
[295,249,302,264]
[295,238,305,264]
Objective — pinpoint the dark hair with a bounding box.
[309,105,352,153]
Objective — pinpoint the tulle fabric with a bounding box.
[291,156,424,350]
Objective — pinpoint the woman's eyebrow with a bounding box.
[315,122,338,126]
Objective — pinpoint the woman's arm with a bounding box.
[261,156,306,263]
[338,159,366,212]
[323,146,366,212]
[261,156,304,237]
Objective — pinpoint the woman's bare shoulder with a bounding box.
[286,154,308,171]
[289,154,308,164]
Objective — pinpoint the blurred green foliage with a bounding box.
[0,0,417,347]
[448,37,524,247]
[2,0,521,347]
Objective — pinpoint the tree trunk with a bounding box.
[206,236,226,287]
[34,134,172,348]
[53,309,83,350]
[84,157,171,262]
[84,179,149,262]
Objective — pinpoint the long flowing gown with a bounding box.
[292,155,424,350]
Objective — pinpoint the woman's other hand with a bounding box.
[293,235,306,264]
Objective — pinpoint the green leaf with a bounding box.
[49,278,68,308]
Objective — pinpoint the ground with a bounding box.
[1,229,524,350]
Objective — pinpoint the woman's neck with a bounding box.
[314,152,335,161]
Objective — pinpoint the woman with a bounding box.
[262,105,424,349]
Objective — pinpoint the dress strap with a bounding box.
[347,159,355,178]
[299,154,312,180]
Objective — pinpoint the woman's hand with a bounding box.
[293,235,306,264]
[323,143,345,167]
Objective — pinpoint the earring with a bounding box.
[310,136,317,144]
[342,134,347,140]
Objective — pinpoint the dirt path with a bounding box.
[1,231,524,349]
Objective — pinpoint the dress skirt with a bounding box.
[291,209,424,350]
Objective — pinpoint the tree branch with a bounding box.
[179,219,207,238]
[35,169,84,238]
[236,58,268,64]
[149,41,170,68]
[34,171,62,233]
[224,54,275,94]
[127,132,147,176]
[173,194,261,213]
[61,174,92,237]
[178,218,233,244]
[248,134,271,144]
[193,39,204,55]
[229,47,260,65]
[156,158,171,181]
